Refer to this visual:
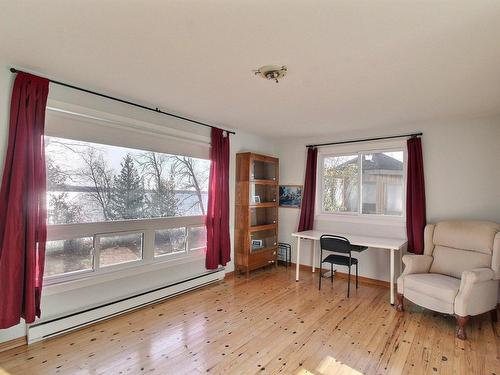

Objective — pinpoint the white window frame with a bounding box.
[154,227,187,258]
[94,230,145,271]
[316,139,407,226]
[319,152,360,216]
[44,215,206,286]
[153,224,207,259]
[43,102,211,286]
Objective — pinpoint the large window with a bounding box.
[320,150,405,217]
[44,136,210,281]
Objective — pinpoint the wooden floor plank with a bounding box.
[0,267,498,375]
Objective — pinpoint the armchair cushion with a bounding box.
[423,224,435,256]
[404,273,461,314]
[429,246,492,279]
[397,255,433,294]
[401,254,433,275]
[432,221,499,254]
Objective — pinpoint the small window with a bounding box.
[385,183,403,215]
[188,225,207,251]
[320,150,404,217]
[154,228,187,257]
[361,152,404,215]
[322,154,359,213]
[96,232,144,267]
[45,237,94,277]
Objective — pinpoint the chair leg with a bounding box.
[347,266,351,298]
[355,263,358,289]
[330,263,333,284]
[395,293,404,312]
[455,315,470,340]
[491,308,498,322]
[319,262,322,290]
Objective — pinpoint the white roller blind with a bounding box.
[45,101,210,160]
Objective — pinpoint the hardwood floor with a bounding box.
[0,267,498,375]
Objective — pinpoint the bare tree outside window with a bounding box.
[78,147,115,221]
[45,136,210,224]
[44,136,210,279]
[170,156,209,215]
[323,155,359,213]
[137,152,179,218]
[46,154,83,224]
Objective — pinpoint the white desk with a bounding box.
[291,230,407,304]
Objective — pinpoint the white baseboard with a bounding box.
[28,269,224,344]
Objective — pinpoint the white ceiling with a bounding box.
[1,1,500,138]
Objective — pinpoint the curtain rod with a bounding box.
[9,67,236,135]
[306,132,422,148]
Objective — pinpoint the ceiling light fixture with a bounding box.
[253,65,287,83]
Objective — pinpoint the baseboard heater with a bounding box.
[27,268,225,344]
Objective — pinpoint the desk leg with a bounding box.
[312,240,316,273]
[295,237,301,282]
[390,248,395,305]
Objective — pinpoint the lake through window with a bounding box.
[46,136,209,224]
[45,136,209,281]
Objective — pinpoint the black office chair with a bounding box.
[319,234,367,297]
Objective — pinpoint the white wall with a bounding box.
[0,62,275,343]
[276,117,500,283]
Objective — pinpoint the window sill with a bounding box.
[42,252,206,296]
[315,213,405,227]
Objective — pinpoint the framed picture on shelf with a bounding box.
[279,185,303,208]
[251,239,264,250]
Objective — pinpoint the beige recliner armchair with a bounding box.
[396,221,500,339]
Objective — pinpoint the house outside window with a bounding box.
[318,141,406,220]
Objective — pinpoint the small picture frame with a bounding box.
[253,195,261,203]
[251,239,263,250]
[279,185,303,208]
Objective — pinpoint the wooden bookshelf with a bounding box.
[235,152,279,276]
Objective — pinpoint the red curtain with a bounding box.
[205,128,231,269]
[298,147,318,231]
[406,137,426,254]
[0,72,49,328]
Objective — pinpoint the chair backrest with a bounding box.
[426,221,500,279]
[320,235,352,255]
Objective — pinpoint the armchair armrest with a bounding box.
[455,268,497,317]
[401,255,433,276]
[460,268,495,285]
